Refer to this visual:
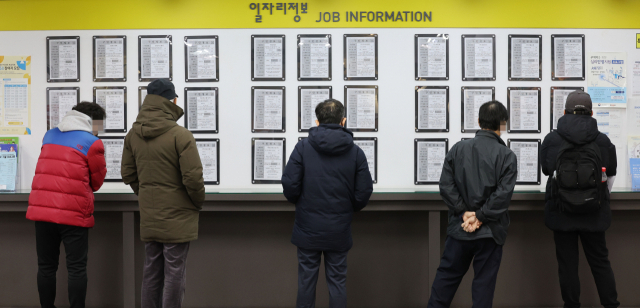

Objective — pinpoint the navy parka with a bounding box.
[282,124,373,252]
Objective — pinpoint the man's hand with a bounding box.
[461,211,482,233]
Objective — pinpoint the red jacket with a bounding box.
[27,111,107,228]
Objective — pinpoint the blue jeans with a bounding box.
[296,247,348,308]
[428,237,503,308]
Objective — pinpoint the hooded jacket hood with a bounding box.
[308,124,354,156]
[58,110,93,133]
[133,94,184,139]
[557,114,599,145]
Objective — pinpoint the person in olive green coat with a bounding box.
[121,79,204,308]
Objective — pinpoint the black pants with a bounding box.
[296,247,348,308]
[35,221,89,308]
[554,231,619,308]
[428,237,503,308]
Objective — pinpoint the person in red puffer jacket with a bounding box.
[27,102,107,308]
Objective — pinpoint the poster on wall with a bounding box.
[138,35,172,82]
[252,35,285,81]
[551,34,585,81]
[633,60,640,97]
[184,36,219,82]
[184,87,218,134]
[0,56,31,135]
[415,86,449,132]
[298,34,331,81]
[93,36,126,82]
[47,87,79,130]
[507,87,541,133]
[588,52,627,108]
[93,87,127,133]
[508,35,542,81]
[461,86,495,133]
[252,86,285,132]
[298,86,331,132]
[344,85,378,132]
[47,37,80,82]
[196,139,220,185]
[414,138,448,185]
[100,136,124,182]
[343,34,378,80]
[461,34,496,81]
[414,34,449,81]
[508,139,541,185]
[252,138,285,184]
[550,87,583,131]
[353,137,377,183]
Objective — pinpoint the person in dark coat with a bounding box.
[540,90,619,308]
[428,101,517,308]
[282,98,373,308]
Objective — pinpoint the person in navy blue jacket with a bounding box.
[282,98,373,308]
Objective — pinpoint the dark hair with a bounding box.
[315,99,345,124]
[478,100,508,131]
[73,101,106,120]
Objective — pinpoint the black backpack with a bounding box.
[552,137,608,214]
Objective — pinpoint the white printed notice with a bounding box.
[186,38,217,80]
[103,138,124,180]
[139,88,147,110]
[588,52,627,108]
[346,36,376,78]
[509,90,539,131]
[95,38,125,79]
[510,141,539,183]
[417,88,447,130]
[552,88,580,130]
[254,89,283,130]
[196,141,218,183]
[417,36,447,78]
[49,39,78,80]
[186,90,217,132]
[299,36,330,79]
[553,36,583,78]
[140,37,170,79]
[633,60,640,97]
[0,56,31,135]
[253,37,284,79]
[417,141,446,183]
[95,89,125,131]
[463,88,493,131]
[593,109,625,151]
[253,139,284,181]
[510,37,540,79]
[346,87,376,130]
[354,139,376,182]
[48,89,77,129]
[300,88,330,130]
[464,37,494,79]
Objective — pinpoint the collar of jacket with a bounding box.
[139,94,184,122]
[475,129,506,146]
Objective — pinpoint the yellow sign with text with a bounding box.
[637,34,640,49]
[0,0,639,31]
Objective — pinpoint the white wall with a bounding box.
[1,27,637,192]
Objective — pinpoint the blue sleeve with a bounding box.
[353,148,373,212]
[282,141,304,204]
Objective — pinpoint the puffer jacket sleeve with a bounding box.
[176,130,205,209]
[353,147,373,212]
[282,141,304,204]
[475,152,518,223]
[121,134,139,195]
[87,139,107,192]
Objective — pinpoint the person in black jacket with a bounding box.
[428,101,517,308]
[540,90,619,308]
[282,98,373,308]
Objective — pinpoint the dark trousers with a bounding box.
[428,237,503,308]
[35,221,89,308]
[141,241,190,308]
[296,247,348,308]
[554,231,620,308]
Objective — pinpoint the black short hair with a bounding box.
[73,101,106,120]
[315,99,345,124]
[478,100,508,131]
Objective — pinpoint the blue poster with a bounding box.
[630,158,640,191]
[0,144,17,191]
